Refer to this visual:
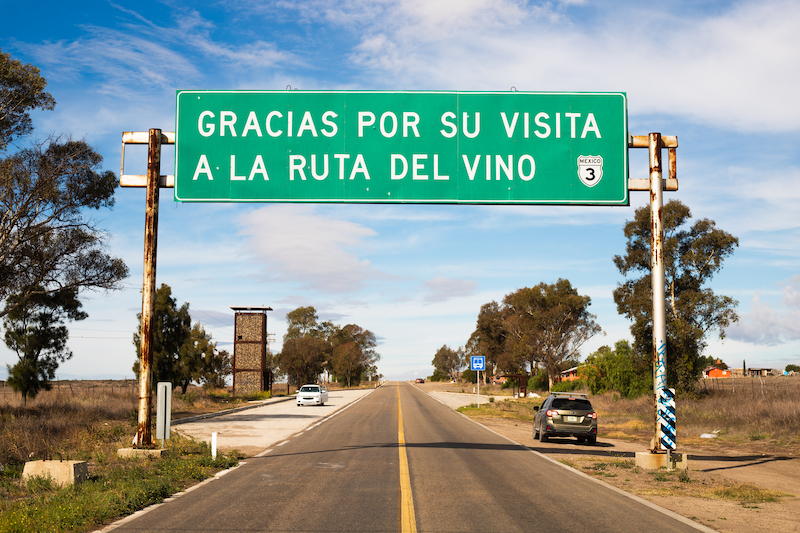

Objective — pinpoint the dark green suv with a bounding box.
[533,393,597,445]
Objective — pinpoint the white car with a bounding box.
[297,384,329,406]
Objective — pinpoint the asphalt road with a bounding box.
[104,382,710,533]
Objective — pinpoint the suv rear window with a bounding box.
[552,398,592,410]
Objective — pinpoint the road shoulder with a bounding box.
[413,385,799,533]
[474,415,800,533]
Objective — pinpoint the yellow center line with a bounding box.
[397,383,417,533]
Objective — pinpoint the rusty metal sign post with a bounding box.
[121,129,174,447]
[629,133,678,457]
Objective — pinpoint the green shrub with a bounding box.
[581,340,650,398]
[528,369,548,391]
[428,368,449,382]
[461,368,477,383]
[551,380,586,393]
[240,391,272,401]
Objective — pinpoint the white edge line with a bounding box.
[92,461,247,532]
[415,387,717,533]
[463,414,718,533]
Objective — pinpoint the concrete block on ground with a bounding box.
[117,447,167,459]
[22,460,88,486]
[635,451,688,470]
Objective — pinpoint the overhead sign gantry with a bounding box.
[122,90,678,467]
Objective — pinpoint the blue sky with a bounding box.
[1,0,798,381]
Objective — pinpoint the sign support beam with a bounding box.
[649,132,668,453]
[136,128,161,447]
[121,130,174,447]
[628,132,678,454]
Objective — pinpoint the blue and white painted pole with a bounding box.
[650,133,670,453]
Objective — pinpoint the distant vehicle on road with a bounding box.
[533,393,597,445]
[297,384,328,406]
[415,378,425,383]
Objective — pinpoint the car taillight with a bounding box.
[587,412,597,419]
[546,409,559,418]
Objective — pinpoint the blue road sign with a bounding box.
[471,356,486,371]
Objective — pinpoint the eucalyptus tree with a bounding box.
[133,284,230,393]
[0,50,128,320]
[3,287,86,403]
[502,280,601,388]
[330,324,379,387]
[432,344,465,383]
[471,280,601,389]
[1,50,127,400]
[613,199,739,392]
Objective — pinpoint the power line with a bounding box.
[71,335,130,340]
[70,327,133,333]
[187,304,234,330]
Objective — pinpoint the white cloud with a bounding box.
[337,0,800,132]
[717,166,800,234]
[728,276,800,345]
[14,6,293,100]
[237,204,380,293]
[16,30,198,97]
[394,0,529,35]
[782,274,800,309]
[423,276,477,303]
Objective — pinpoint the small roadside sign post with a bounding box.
[470,356,486,406]
[156,381,172,450]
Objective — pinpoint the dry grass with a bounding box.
[0,384,137,466]
[588,376,800,448]
[0,379,381,469]
[703,482,790,504]
[561,456,794,506]
[0,381,239,468]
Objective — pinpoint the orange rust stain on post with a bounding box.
[136,128,162,448]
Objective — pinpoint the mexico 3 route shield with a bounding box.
[577,155,604,188]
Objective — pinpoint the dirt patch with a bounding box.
[475,416,800,533]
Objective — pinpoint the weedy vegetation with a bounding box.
[0,381,246,532]
[702,482,790,505]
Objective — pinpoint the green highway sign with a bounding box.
[174,91,628,204]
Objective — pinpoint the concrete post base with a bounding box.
[635,451,688,470]
[22,460,88,486]
[117,447,167,459]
